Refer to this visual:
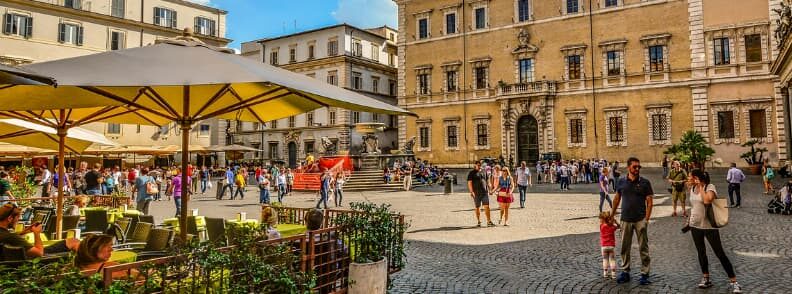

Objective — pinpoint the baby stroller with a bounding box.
[769,184,792,215]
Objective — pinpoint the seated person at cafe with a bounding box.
[0,203,80,258]
[74,234,139,279]
[260,205,281,240]
[65,196,88,216]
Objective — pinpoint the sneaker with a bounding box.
[487,222,496,227]
[639,274,651,285]
[616,272,630,284]
[697,277,712,288]
[729,281,742,293]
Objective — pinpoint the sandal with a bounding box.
[487,222,496,227]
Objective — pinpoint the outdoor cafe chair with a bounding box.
[83,209,109,235]
[204,217,226,245]
[186,216,206,241]
[115,218,132,238]
[114,222,153,250]
[135,228,174,261]
[139,215,156,226]
[123,214,140,239]
[106,223,126,244]
[1,244,26,261]
[60,215,81,239]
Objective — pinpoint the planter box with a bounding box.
[348,258,387,294]
[748,164,762,175]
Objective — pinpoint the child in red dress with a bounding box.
[599,211,619,279]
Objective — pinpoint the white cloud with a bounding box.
[332,0,397,28]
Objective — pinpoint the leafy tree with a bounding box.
[664,130,715,169]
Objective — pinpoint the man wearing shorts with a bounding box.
[667,161,687,217]
[468,161,494,227]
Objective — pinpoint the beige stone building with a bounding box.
[1,0,231,165]
[238,24,399,167]
[395,0,784,167]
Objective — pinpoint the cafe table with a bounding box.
[163,216,207,229]
[225,219,259,229]
[80,207,142,223]
[275,224,307,237]
[109,250,137,263]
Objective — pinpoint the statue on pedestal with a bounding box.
[403,136,416,154]
[362,134,381,154]
[319,136,337,155]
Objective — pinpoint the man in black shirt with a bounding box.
[0,203,79,258]
[611,157,654,285]
[467,161,494,227]
[84,163,103,195]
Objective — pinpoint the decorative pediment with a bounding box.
[512,29,539,58]
[640,33,672,46]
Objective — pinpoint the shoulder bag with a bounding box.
[705,185,729,228]
[145,176,159,195]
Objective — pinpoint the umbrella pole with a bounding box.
[178,87,191,242]
[55,114,66,240]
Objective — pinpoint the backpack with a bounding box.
[145,177,159,194]
[766,167,776,180]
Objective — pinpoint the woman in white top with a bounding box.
[687,169,741,293]
[334,172,347,207]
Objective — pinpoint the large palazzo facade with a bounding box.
[395,0,785,167]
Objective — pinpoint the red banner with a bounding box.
[318,155,353,172]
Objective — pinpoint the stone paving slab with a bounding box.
[138,168,792,293]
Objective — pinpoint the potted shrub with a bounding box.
[740,139,767,174]
[664,130,715,170]
[335,202,408,294]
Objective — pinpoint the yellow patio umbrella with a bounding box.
[0,119,116,153]
[21,29,415,239]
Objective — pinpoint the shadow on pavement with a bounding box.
[408,226,480,233]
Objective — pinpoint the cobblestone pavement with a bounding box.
[139,168,792,293]
[392,168,792,293]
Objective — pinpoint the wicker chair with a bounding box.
[136,228,174,260]
[60,215,81,239]
[186,216,206,241]
[114,222,153,250]
[105,223,127,244]
[1,245,26,261]
[204,217,226,245]
[115,218,132,237]
[83,210,109,235]
[123,214,140,239]
[139,215,155,226]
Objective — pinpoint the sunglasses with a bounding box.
[630,165,642,170]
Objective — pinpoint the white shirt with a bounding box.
[560,165,569,177]
[112,171,122,186]
[516,167,531,186]
[40,169,51,184]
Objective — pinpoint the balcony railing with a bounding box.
[497,80,558,96]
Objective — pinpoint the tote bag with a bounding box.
[706,189,729,228]
[145,177,159,195]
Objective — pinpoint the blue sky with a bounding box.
[192,0,398,49]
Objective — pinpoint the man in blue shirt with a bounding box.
[611,157,654,285]
[218,167,234,200]
[316,169,331,209]
[726,162,746,208]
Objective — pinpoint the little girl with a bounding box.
[599,211,619,279]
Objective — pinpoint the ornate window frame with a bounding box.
[604,107,628,147]
[564,109,587,148]
[440,4,459,35]
[710,103,740,145]
[443,117,461,151]
[743,101,773,143]
[414,10,432,40]
[562,0,583,15]
[470,1,489,30]
[416,118,432,152]
[599,39,627,87]
[646,104,672,146]
[640,33,671,81]
[414,64,433,102]
[441,60,461,101]
[514,0,533,22]
[473,114,491,150]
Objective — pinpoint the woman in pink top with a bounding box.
[599,211,619,279]
[167,168,191,217]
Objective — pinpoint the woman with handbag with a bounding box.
[496,167,514,226]
[686,169,742,293]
